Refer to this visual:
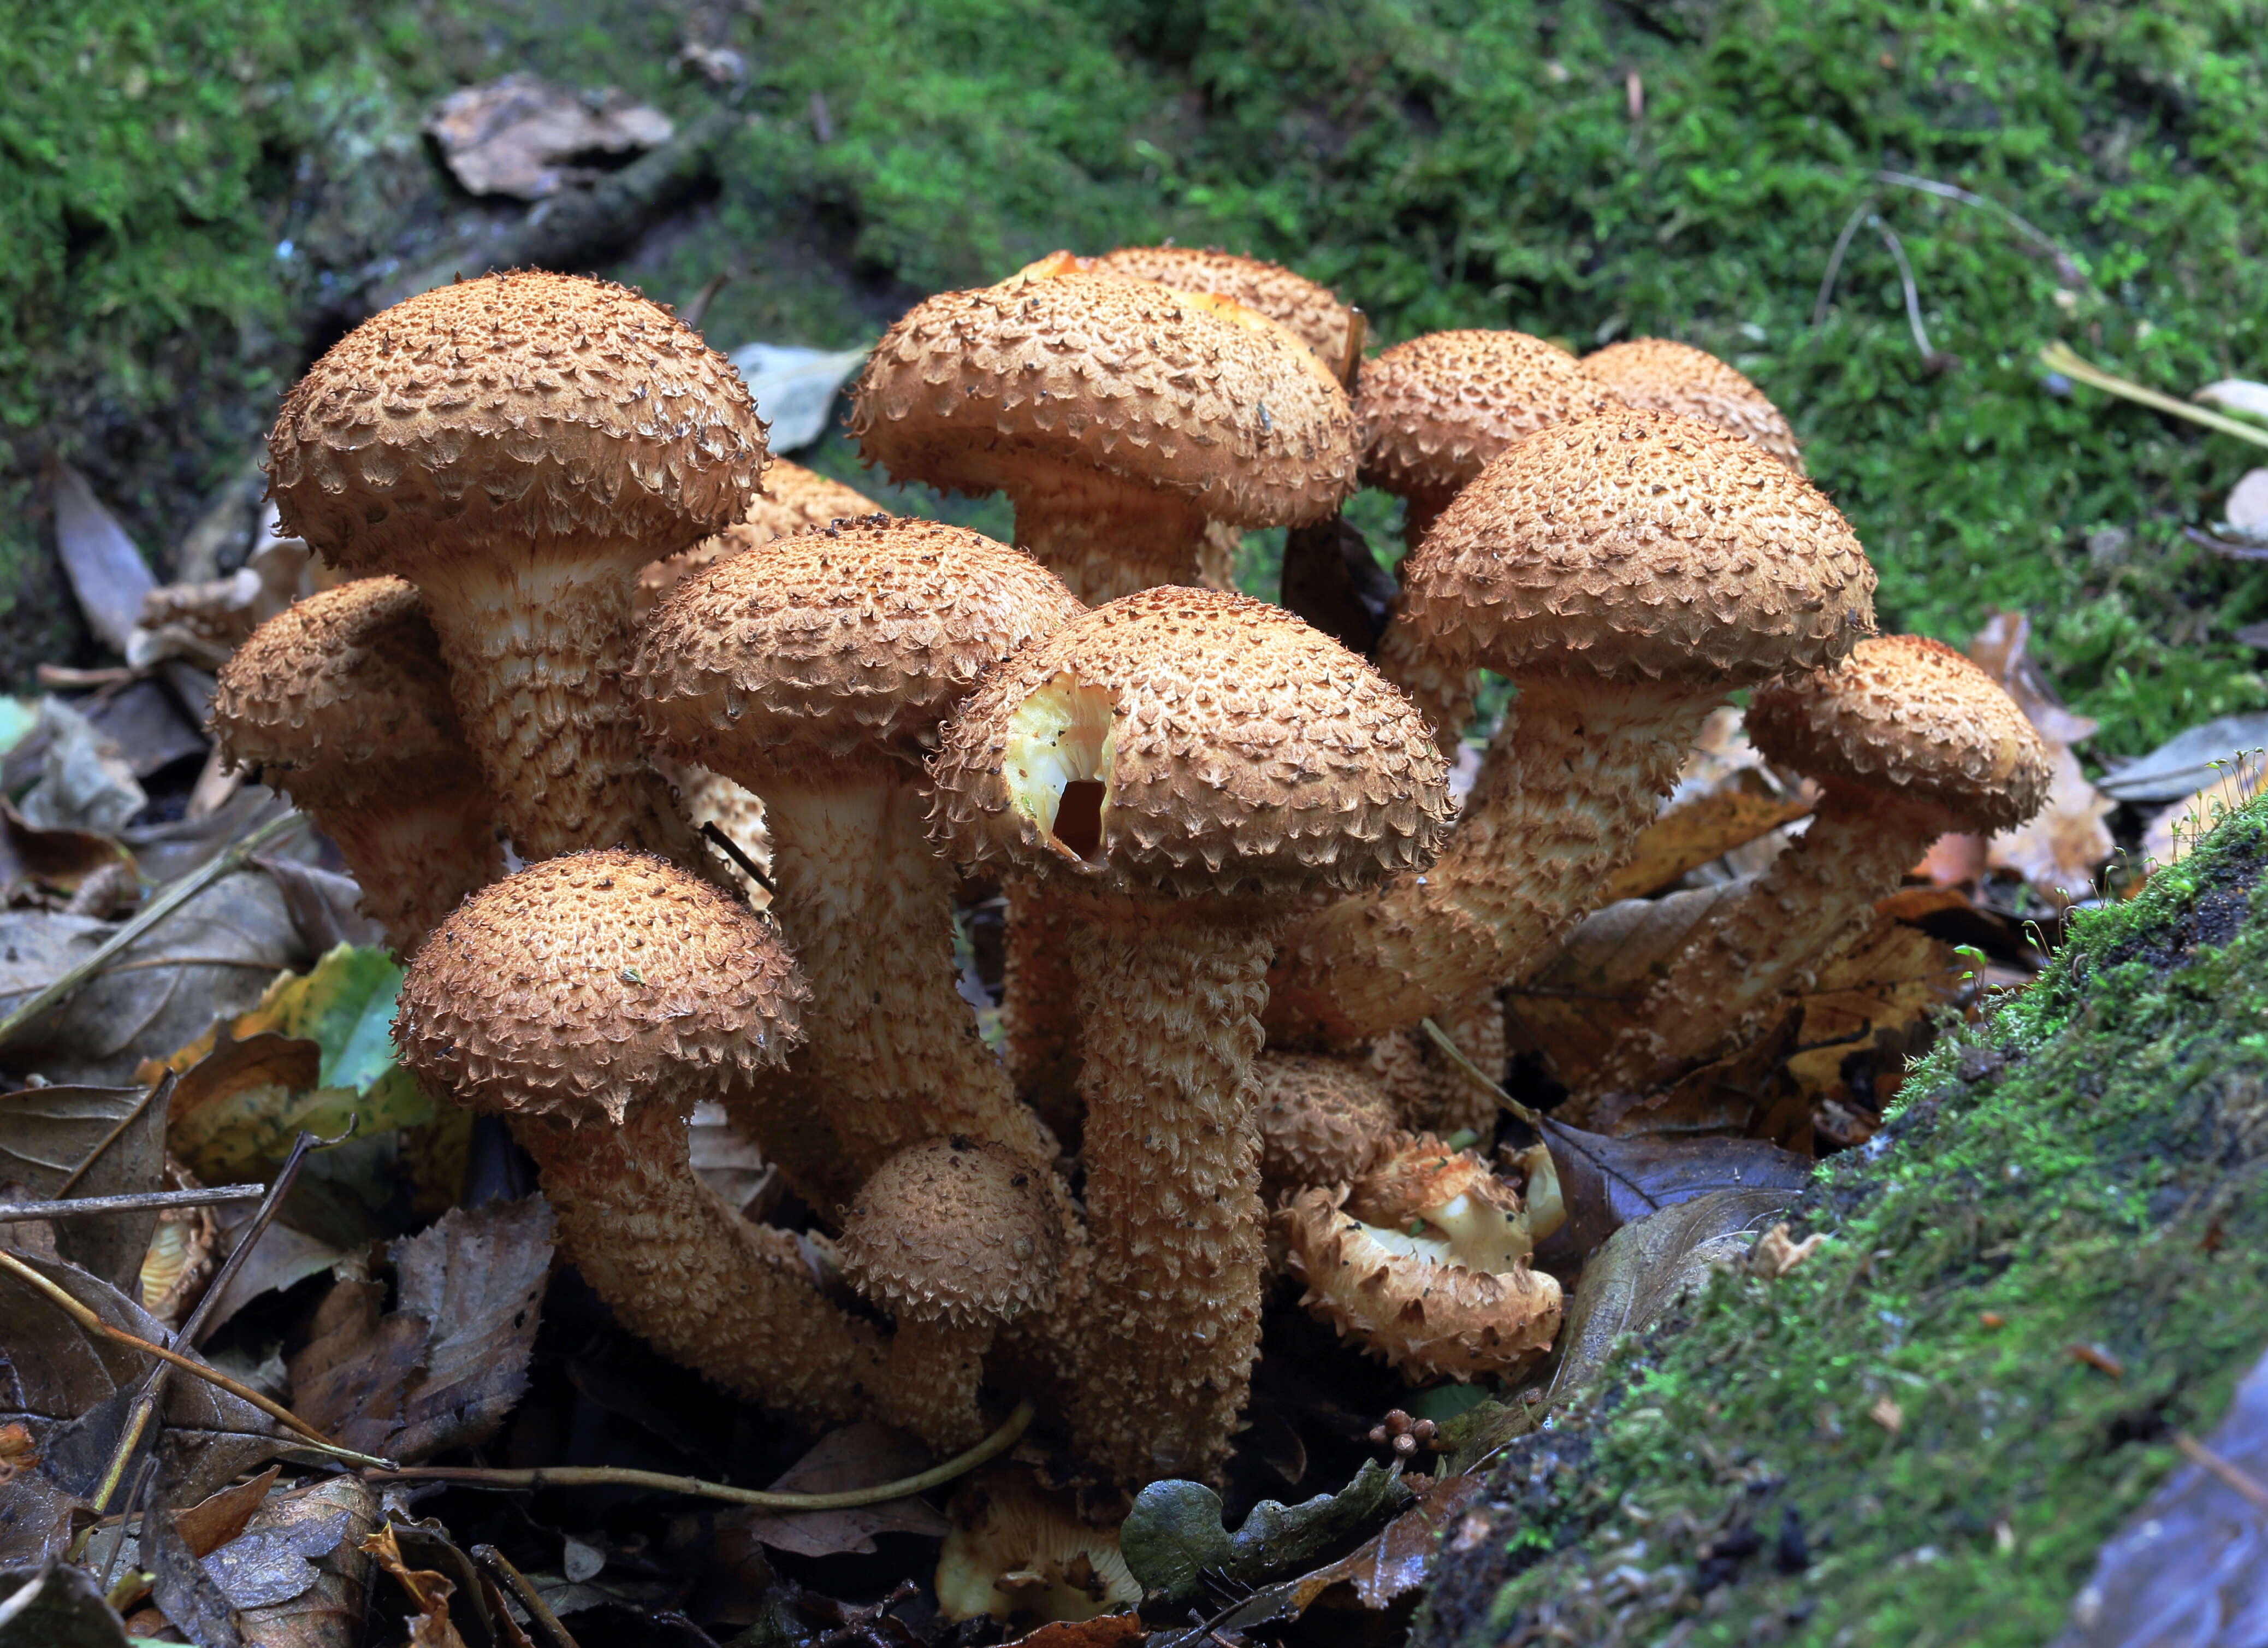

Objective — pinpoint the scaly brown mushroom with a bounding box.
[268,270,763,868]
[836,1137,1067,1449]
[635,458,878,618]
[1046,246,1361,379]
[1281,1134,1562,1381]
[1361,330,1622,751]
[634,515,1081,1206]
[931,587,1453,1484]
[934,1468,1140,1628]
[1265,410,1877,1048]
[1253,1053,1401,1204]
[394,848,886,1423]
[1582,338,1805,470]
[1580,635,2051,1115]
[851,271,1355,604]
[211,577,502,956]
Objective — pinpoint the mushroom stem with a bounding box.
[1582,778,1944,1108]
[512,1099,886,1425]
[880,1318,994,1452]
[731,765,1053,1208]
[1002,879,1085,1147]
[1010,470,1211,605]
[1265,676,1716,1047]
[415,552,703,866]
[1062,894,1275,1485]
[300,776,501,956]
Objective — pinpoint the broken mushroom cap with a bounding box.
[851,273,1355,528]
[837,1137,1068,1330]
[929,586,1453,902]
[1404,410,1875,687]
[1359,329,1619,523]
[1344,1135,1541,1274]
[269,269,764,572]
[394,847,807,1127]
[1254,1053,1401,1201]
[211,577,502,954]
[1065,246,1358,372]
[1581,338,1804,470]
[1745,635,2053,835]
[935,1468,1140,1627]
[636,458,879,616]
[637,517,1085,779]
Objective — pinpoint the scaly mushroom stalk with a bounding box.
[635,517,1083,1208]
[268,270,763,870]
[851,271,1355,607]
[931,588,1452,1485]
[394,848,886,1424]
[1001,878,1085,1147]
[1582,635,2051,1112]
[211,577,502,957]
[1264,411,1879,1049]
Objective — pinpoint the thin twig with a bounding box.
[2184,525,2268,562]
[0,1182,262,1222]
[0,811,301,1048]
[369,1398,1035,1507]
[2174,1432,2268,1512]
[0,1248,393,1468]
[474,1545,585,1648]
[1873,169,2090,290]
[1420,1017,1539,1124]
[2041,343,2268,451]
[700,820,775,896]
[1876,223,1949,368]
[51,1072,174,1199]
[1812,198,1878,326]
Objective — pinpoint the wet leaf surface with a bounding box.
[0,1080,167,1292]
[727,1421,948,1557]
[1121,1456,1409,1607]
[230,1478,376,1648]
[0,1560,135,1648]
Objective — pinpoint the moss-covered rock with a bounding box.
[1418,790,2268,1645]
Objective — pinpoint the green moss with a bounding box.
[1418,791,2268,1645]
[8,0,2268,741]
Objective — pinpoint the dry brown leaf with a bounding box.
[1966,611,2100,746]
[1005,1615,1148,1648]
[1607,775,1811,901]
[0,1080,167,1293]
[361,1523,469,1648]
[726,1421,950,1557]
[174,1464,281,1558]
[288,1279,425,1458]
[423,73,673,199]
[1783,915,1966,1136]
[0,799,135,901]
[1987,742,2114,903]
[230,1476,378,1647]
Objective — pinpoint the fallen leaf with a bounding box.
[147,1457,250,1648]
[729,344,875,453]
[361,1523,469,1648]
[250,861,386,959]
[192,1211,344,1342]
[424,73,673,199]
[0,1080,167,1292]
[160,1032,325,1188]
[0,1254,291,1563]
[173,1465,281,1558]
[51,465,156,657]
[1989,742,2115,903]
[1119,1457,1409,1608]
[1605,776,1811,901]
[1004,1615,1147,1648]
[1966,611,2100,748]
[1782,915,1968,1136]
[2142,755,2268,869]
[0,1559,136,1648]
[0,801,135,902]
[287,1279,426,1459]
[728,1421,948,1557]
[1532,1119,1812,1267]
[16,699,145,836]
[2103,714,2268,806]
[79,681,209,781]
[229,1476,377,1647]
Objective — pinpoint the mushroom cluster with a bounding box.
[214,252,2052,1551]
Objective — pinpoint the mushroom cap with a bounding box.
[1358,330,1619,500]
[1402,410,1876,685]
[1281,1185,1562,1381]
[835,1137,1068,1330]
[935,1468,1140,1626]
[929,587,1454,901]
[1254,1053,1400,1197]
[269,271,768,572]
[394,847,807,1126]
[1745,634,2054,834]
[850,273,1357,528]
[212,577,466,777]
[1345,1133,1536,1274]
[1582,338,1803,469]
[1083,245,1356,368]
[638,459,879,606]
[635,516,1085,770]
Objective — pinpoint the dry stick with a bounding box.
[1875,224,1946,367]
[1420,1017,1539,1125]
[1872,169,2093,292]
[699,819,776,896]
[2041,342,2268,453]
[0,810,301,1049]
[2174,1432,2268,1514]
[369,1398,1037,1509]
[0,1183,263,1222]
[0,1249,390,1469]
[474,1545,585,1648]
[50,1071,175,1200]
[1811,198,1879,327]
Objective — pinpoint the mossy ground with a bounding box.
[9,0,2268,747]
[1419,789,2268,1645]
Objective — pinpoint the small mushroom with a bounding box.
[836,1137,1068,1450]
[394,847,886,1423]
[1253,1053,1401,1203]
[268,270,764,869]
[1366,987,1510,1141]
[1582,635,2052,1108]
[1360,330,1622,751]
[1282,1135,1561,1381]
[1582,338,1805,470]
[931,587,1453,1484]
[211,577,502,957]
[635,516,1081,1206]
[635,458,878,618]
[851,271,1356,604]
[1265,410,1877,1048]
[934,1467,1140,1627]
[1056,245,1360,378]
